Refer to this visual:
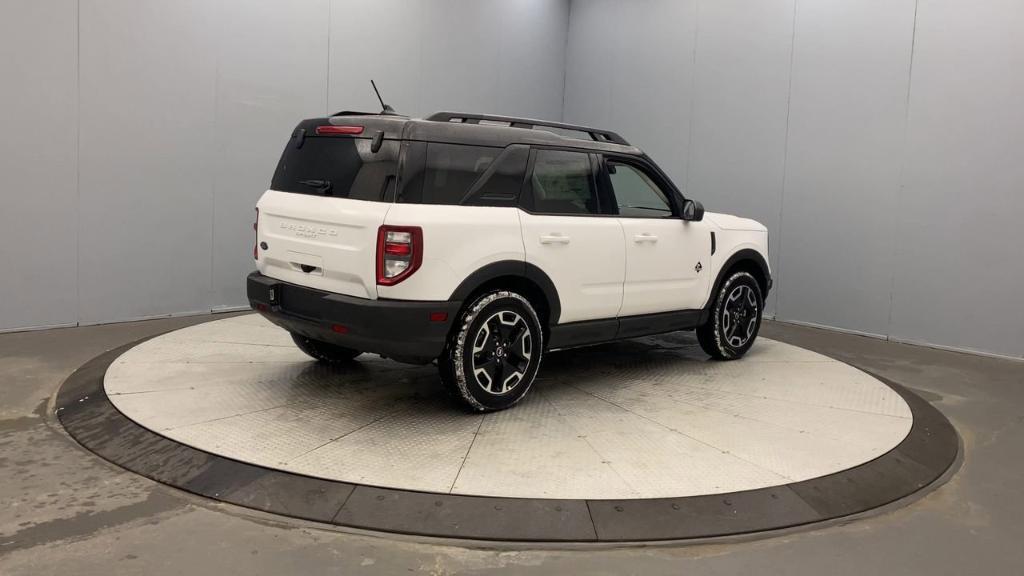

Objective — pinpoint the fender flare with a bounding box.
[710,249,772,304]
[448,260,562,325]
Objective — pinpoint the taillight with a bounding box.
[253,208,259,260]
[316,125,364,135]
[376,225,422,285]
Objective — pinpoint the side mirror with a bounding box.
[682,199,704,221]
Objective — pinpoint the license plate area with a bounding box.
[278,284,326,320]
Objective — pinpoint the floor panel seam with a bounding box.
[584,499,600,541]
[158,398,319,432]
[535,388,644,498]
[204,340,296,348]
[330,485,358,524]
[638,385,907,448]
[561,381,794,482]
[279,399,417,465]
[448,415,486,494]
[659,380,912,419]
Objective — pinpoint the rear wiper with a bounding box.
[299,179,333,196]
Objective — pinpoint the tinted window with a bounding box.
[271,134,399,201]
[607,161,673,217]
[399,143,527,206]
[422,143,497,204]
[527,150,598,215]
[462,146,529,206]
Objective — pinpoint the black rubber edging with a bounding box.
[56,335,959,543]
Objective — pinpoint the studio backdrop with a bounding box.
[1,0,1021,359]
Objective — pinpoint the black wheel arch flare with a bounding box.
[709,249,772,308]
[448,260,562,326]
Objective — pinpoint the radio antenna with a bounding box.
[370,80,398,115]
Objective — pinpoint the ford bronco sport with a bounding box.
[248,110,771,412]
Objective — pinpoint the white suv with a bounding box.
[248,111,771,411]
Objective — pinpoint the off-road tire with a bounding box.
[290,332,362,363]
[439,291,543,412]
[697,271,763,360]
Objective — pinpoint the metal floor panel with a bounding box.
[451,388,641,498]
[104,315,914,500]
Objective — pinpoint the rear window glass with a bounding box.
[399,143,527,206]
[271,134,399,201]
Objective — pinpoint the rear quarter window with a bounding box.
[399,143,528,206]
[271,134,399,202]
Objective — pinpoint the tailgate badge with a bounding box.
[279,221,339,239]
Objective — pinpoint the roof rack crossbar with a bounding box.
[425,112,629,146]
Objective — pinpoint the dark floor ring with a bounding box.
[56,333,959,543]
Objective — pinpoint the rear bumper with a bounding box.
[247,272,460,362]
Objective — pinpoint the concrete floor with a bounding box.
[1,313,1022,575]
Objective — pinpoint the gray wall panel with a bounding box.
[890,0,1024,357]
[564,0,1021,357]
[564,0,696,185]
[211,0,329,309]
[563,0,615,131]
[774,0,916,335]
[607,0,695,186]
[2,0,571,330]
[327,0,425,115]
[494,0,569,121]
[685,0,795,314]
[0,0,79,330]
[5,0,1021,357]
[77,0,219,324]
[417,1,503,117]
[329,0,567,121]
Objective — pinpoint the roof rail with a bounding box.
[425,112,629,146]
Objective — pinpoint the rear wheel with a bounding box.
[697,271,763,360]
[439,291,543,412]
[290,333,361,363]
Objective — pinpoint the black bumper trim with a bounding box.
[246,272,459,361]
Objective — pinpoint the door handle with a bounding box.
[633,233,658,243]
[539,233,571,245]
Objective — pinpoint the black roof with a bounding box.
[302,111,642,154]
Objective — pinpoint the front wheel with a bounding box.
[697,271,763,360]
[439,291,543,412]
[290,332,361,363]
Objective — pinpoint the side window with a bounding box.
[398,143,527,206]
[462,146,529,207]
[606,161,673,218]
[526,149,599,215]
[400,143,501,205]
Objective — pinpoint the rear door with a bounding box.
[518,148,625,324]
[256,124,400,299]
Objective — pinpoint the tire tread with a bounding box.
[439,290,543,412]
[697,271,762,360]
